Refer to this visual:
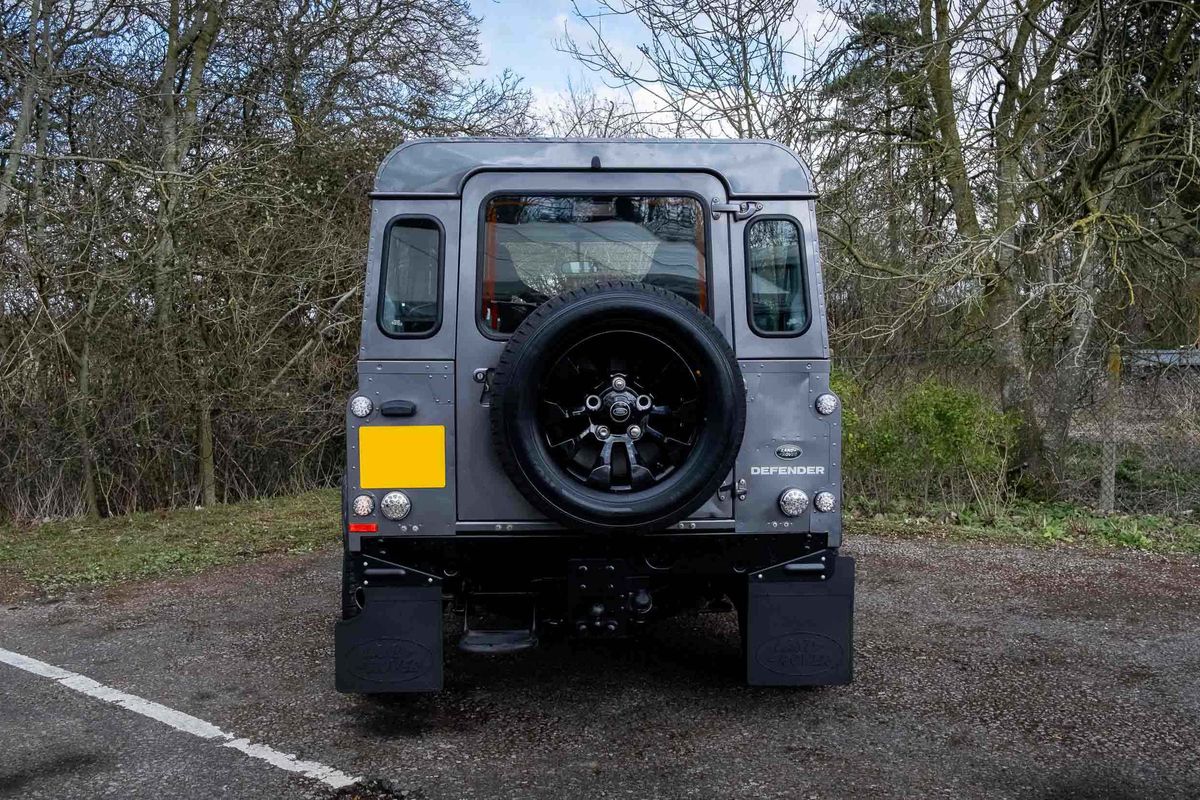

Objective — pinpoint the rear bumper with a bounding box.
[348,531,833,587]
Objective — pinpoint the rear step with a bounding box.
[459,630,538,653]
[458,592,538,654]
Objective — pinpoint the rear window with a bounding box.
[745,217,807,335]
[479,195,707,334]
[379,217,442,337]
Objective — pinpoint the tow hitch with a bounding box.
[568,558,651,637]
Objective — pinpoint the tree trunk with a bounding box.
[921,0,1046,483]
[990,125,1047,483]
[0,0,44,218]
[152,6,183,336]
[149,0,223,503]
[1042,228,1103,468]
[75,294,100,519]
[198,402,216,507]
[984,271,1045,481]
[1097,344,1121,513]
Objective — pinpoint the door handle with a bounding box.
[473,367,494,407]
[380,400,417,417]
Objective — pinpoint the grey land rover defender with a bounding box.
[335,138,853,692]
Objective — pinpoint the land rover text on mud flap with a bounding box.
[335,139,854,692]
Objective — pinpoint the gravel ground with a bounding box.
[1,535,1198,799]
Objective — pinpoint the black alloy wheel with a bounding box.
[539,329,700,492]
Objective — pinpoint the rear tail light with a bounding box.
[380,491,412,520]
[350,396,373,417]
[815,393,839,415]
[778,488,809,517]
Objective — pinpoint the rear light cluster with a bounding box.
[349,490,411,534]
[778,488,837,516]
[778,488,809,516]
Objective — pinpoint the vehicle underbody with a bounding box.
[337,530,853,692]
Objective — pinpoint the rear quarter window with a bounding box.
[379,217,443,338]
[745,217,808,336]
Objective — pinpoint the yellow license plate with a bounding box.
[358,425,446,489]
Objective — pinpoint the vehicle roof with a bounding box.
[374,137,814,198]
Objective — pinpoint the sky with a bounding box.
[469,0,642,110]
[469,0,831,114]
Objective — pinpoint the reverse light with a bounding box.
[814,491,837,513]
[380,491,411,521]
[815,393,839,416]
[350,396,373,417]
[778,488,809,517]
[352,494,374,516]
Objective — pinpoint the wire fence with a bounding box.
[1063,350,1200,514]
[838,347,1200,515]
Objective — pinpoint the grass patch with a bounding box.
[0,489,339,594]
[847,501,1200,556]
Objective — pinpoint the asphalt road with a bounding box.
[1,535,1198,800]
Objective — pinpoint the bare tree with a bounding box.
[559,0,806,139]
[542,79,650,137]
[0,0,533,519]
[564,0,1200,494]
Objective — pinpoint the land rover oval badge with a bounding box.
[775,444,802,460]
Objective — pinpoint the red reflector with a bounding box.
[348,523,378,533]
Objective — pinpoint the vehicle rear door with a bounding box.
[453,170,736,526]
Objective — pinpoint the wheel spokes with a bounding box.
[537,328,703,492]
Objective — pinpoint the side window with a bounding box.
[379,217,442,337]
[745,217,807,336]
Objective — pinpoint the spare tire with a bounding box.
[490,281,745,534]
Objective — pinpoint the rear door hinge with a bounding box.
[718,477,749,502]
[711,199,763,221]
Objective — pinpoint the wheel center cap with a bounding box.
[609,402,631,421]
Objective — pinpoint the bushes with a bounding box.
[838,375,1015,510]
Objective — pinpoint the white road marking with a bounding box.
[0,646,360,790]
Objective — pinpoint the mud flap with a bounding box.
[335,586,443,693]
[745,555,855,686]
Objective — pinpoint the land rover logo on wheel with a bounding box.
[775,444,802,460]
[347,639,433,683]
